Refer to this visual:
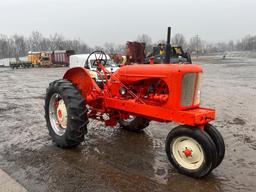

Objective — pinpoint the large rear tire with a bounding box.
[165,125,218,178]
[45,79,88,148]
[118,116,150,132]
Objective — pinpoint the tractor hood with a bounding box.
[92,66,119,73]
[112,64,202,84]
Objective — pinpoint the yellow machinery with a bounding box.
[28,52,51,67]
[40,52,51,66]
[28,52,41,66]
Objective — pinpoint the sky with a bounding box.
[0,0,255,46]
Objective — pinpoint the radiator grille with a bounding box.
[181,73,197,106]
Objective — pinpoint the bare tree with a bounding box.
[28,31,44,51]
[137,34,152,44]
[78,42,91,53]
[189,36,203,54]
[115,44,126,54]
[227,40,234,51]
[157,39,166,45]
[12,35,27,57]
[49,33,65,50]
[94,45,104,51]
[0,35,10,58]
[172,33,186,47]
[2,30,256,60]
[104,42,115,54]
[137,34,153,52]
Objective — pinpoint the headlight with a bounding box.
[194,89,201,105]
[119,87,126,95]
[194,74,202,105]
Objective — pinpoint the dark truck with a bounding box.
[145,45,192,64]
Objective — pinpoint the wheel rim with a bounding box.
[171,136,204,170]
[49,93,68,136]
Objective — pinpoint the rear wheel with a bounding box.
[118,116,150,132]
[204,124,225,168]
[165,125,218,178]
[45,79,88,148]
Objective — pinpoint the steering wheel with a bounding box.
[85,50,108,67]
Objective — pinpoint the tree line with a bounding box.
[0,31,92,59]
[0,31,255,59]
[132,33,256,55]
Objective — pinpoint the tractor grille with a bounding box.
[181,72,201,106]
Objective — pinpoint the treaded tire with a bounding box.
[118,117,150,132]
[45,79,88,148]
[204,124,225,168]
[165,125,218,178]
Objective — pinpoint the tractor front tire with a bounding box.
[45,79,88,148]
[118,116,150,132]
[204,124,225,168]
[165,125,218,178]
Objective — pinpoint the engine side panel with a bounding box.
[112,64,202,84]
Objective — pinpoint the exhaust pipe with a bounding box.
[165,27,171,64]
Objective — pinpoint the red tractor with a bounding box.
[44,30,225,178]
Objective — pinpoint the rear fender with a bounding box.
[63,67,101,98]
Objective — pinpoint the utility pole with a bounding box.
[8,39,10,59]
[196,34,199,59]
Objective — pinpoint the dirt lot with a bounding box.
[0,57,256,192]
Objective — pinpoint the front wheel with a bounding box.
[204,124,225,168]
[45,79,88,148]
[165,125,218,178]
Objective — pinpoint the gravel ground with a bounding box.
[0,57,255,192]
